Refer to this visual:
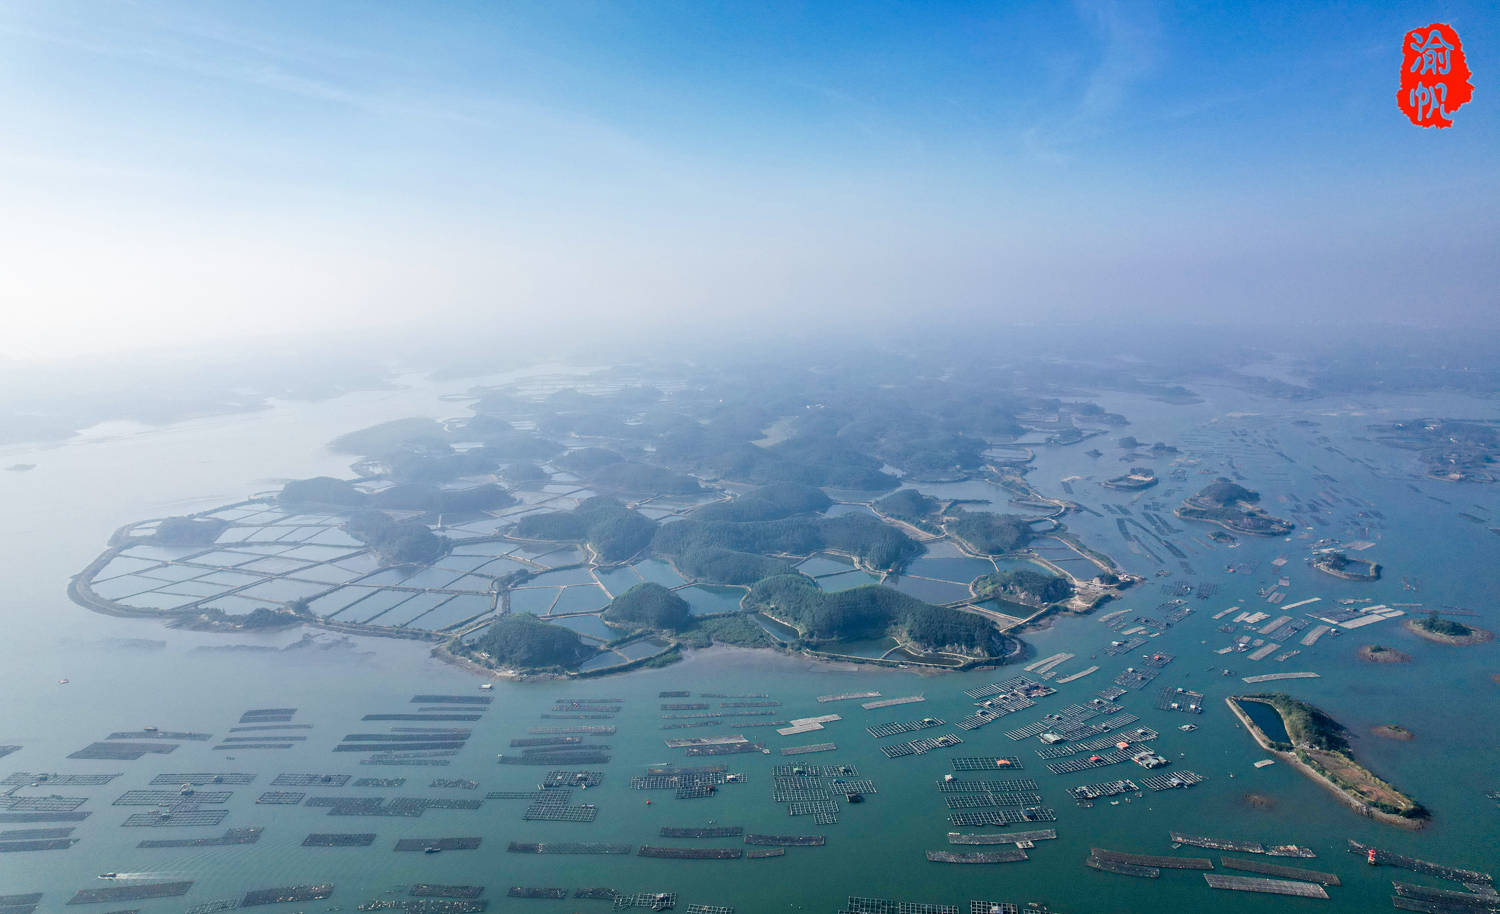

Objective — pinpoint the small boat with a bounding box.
[423,846,442,854]
[98,873,119,879]
[479,683,493,690]
[143,726,159,732]
[58,679,69,684]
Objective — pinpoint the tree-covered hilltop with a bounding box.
[588,461,704,495]
[1312,550,1380,581]
[514,497,657,562]
[345,510,449,565]
[874,489,942,525]
[555,447,626,473]
[745,574,1008,656]
[370,482,516,515]
[671,547,796,586]
[946,510,1033,555]
[1178,478,1294,536]
[973,568,1073,606]
[473,614,597,671]
[652,513,919,573]
[149,516,230,545]
[279,476,367,507]
[691,483,831,523]
[1418,611,1473,638]
[1198,479,1259,506]
[330,417,450,457]
[604,582,692,632]
[387,447,504,484]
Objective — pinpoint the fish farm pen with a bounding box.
[781,743,837,756]
[510,886,569,899]
[839,895,958,913]
[410,884,484,898]
[1203,874,1330,899]
[949,808,1057,827]
[949,757,1024,770]
[240,884,334,906]
[270,773,350,787]
[122,809,229,827]
[301,832,375,846]
[67,881,195,904]
[255,791,305,804]
[881,735,963,758]
[3,773,120,786]
[393,837,482,851]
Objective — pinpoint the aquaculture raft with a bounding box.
[948,829,1056,845]
[926,848,1028,863]
[508,841,634,854]
[638,846,743,859]
[1086,856,1159,878]
[661,826,743,838]
[840,895,958,913]
[1348,840,1493,885]
[1221,857,1339,885]
[744,834,825,846]
[1091,848,1213,869]
[1203,874,1329,899]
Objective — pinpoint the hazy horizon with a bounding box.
[2,0,1496,360]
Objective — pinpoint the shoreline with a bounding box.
[1224,697,1424,831]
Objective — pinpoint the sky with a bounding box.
[0,0,1496,359]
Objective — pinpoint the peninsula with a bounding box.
[70,368,1134,678]
[1226,693,1425,828]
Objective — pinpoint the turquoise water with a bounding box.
[0,380,1497,912]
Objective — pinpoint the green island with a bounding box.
[1357,644,1410,664]
[1405,611,1494,646]
[1312,550,1381,581]
[1175,479,1294,536]
[1101,467,1158,491]
[1226,693,1426,828]
[69,366,1137,677]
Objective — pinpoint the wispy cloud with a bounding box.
[1022,0,1160,160]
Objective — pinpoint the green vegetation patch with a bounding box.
[604,583,691,632]
[692,483,831,523]
[345,510,449,565]
[973,568,1072,606]
[946,511,1033,555]
[150,516,231,546]
[473,614,597,671]
[515,497,657,562]
[672,548,796,586]
[652,513,918,573]
[746,574,1007,656]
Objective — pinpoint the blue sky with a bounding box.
[1,1,1495,357]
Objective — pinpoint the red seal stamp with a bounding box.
[1398,23,1472,127]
